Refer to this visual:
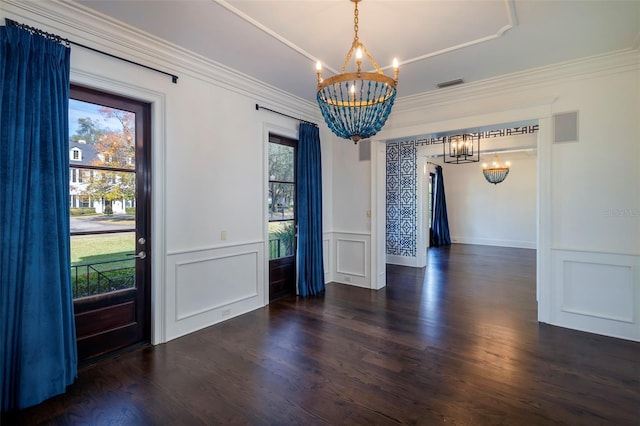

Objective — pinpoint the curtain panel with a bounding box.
[0,26,77,411]
[431,165,451,247]
[296,123,325,297]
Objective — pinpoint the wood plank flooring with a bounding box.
[3,244,640,425]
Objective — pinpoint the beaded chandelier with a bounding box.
[482,154,511,185]
[316,0,399,144]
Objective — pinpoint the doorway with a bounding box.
[268,134,297,301]
[69,85,151,362]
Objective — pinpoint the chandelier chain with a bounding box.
[353,1,359,42]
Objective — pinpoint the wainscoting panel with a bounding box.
[551,249,639,341]
[165,242,264,341]
[175,252,258,321]
[323,234,331,283]
[333,232,371,288]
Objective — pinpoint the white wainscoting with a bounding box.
[551,249,640,341]
[386,253,420,267]
[165,241,265,341]
[332,232,371,288]
[323,233,332,284]
[450,237,536,249]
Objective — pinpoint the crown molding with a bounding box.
[400,0,517,70]
[395,48,640,113]
[214,0,517,75]
[1,0,319,122]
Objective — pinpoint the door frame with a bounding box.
[267,134,298,301]
[70,71,167,344]
[370,103,553,320]
[69,84,152,361]
[262,123,299,305]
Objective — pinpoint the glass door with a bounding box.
[268,134,297,301]
[69,85,151,362]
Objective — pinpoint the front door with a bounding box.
[69,85,151,362]
[268,134,297,301]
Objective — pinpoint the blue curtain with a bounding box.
[297,123,325,296]
[0,26,77,411]
[430,165,451,247]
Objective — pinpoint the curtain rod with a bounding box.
[5,18,179,84]
[255,104,317,127]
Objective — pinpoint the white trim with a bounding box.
[370,141,387,290]
[450,238,536,250]
[373,103,553,328]
[167,240,265,257]
[550,246,640,258]
[2,0,320,123]
[215,0,517,75]
[393,49,639,114]
[551,249,639,341]
[336,239,368,278]
[329,230,372,236]
[386,254,420,268]
[174,250,259,321]
[69,69,169,345]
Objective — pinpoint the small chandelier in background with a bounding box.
[316,0,399,144]
[482,154,511,185]
[444,134,479,164]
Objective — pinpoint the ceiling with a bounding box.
[74,0,640,103]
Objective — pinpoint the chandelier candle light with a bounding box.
[316,0,399,144]
[482,154,511,185]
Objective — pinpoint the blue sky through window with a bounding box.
[69,99,126,137]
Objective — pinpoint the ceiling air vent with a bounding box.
[436,78,464,89]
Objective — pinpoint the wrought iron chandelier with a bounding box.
[444,134,479,164]
[482,154,511,185]
[316,0,399,144]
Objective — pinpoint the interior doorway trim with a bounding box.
[370,102,553,323]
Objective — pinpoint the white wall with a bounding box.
[441,149,537,249]
[1,0,333,343]
[330,139,373,287]
[366,50,640,341]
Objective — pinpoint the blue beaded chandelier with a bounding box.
[482,153,511,185]
[316,0,399,144]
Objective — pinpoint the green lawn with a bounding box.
[71,233,136,298]
[71,232,135,265]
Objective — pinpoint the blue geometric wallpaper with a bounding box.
[386,141,416,257]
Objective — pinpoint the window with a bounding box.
[71,148,82,161]
[268,136,296,260]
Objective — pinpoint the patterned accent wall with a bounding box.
[386,141,416,257]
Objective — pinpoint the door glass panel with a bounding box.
[268,138,295,261]
[70,233,135,297]
[268,182,294,221]
[268,220,295,260]
[268,143,294,182]
[69,99,137,299]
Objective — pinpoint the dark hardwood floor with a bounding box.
[4,244,639,425]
